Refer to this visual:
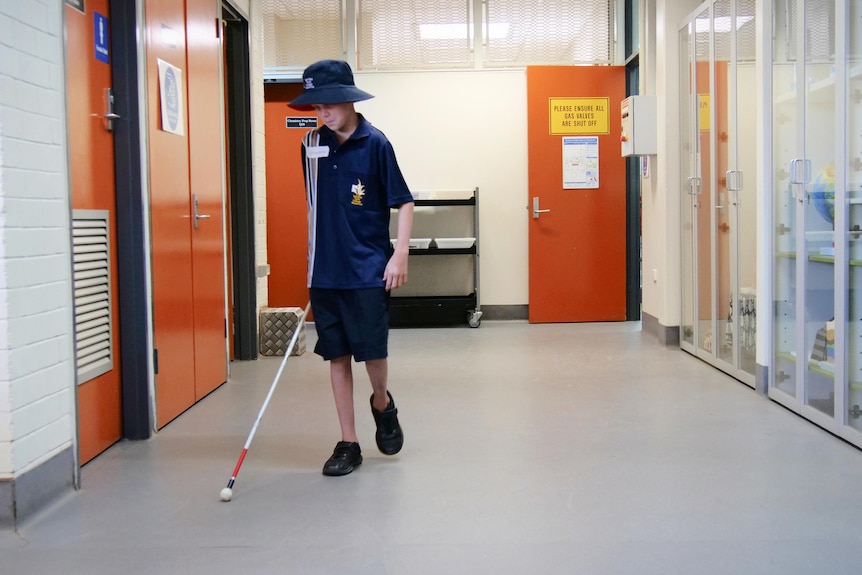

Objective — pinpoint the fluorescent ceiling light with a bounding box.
[419,22,510,40]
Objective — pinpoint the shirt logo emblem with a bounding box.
[351,180,366,206]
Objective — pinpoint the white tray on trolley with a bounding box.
[434,237,475,249]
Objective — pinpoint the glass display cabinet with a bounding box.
[679,0,758,386]
[770,0,862,446]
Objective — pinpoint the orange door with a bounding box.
[187,0,227,398]
[264,83,312,308]
[527,66,627,322]
[145,0,196,426]
[65,0,123,463]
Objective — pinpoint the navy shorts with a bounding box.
[310,287,390,362]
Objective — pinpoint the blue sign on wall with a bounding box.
[94,12,109,63]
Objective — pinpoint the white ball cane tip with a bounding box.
[220,487,233,502]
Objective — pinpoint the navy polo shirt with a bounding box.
[301,114,414,289]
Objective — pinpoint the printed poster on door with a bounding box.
[157,59,185,136]
[562,136,599,189]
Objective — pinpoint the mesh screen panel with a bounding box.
[262,0,343,68]
[805,0,834,61]
[695,8,710,61]
[357,0,472,70]
[714,0,732,63]
[486,0,613,65]
[263,0,615,71]
[776,0,835,62]
[711,0,756,64]
[852,0,862,60]
[736,0,756,63]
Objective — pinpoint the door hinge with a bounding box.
[153,348,159,375]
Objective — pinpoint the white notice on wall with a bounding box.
[562,136,599,189]
[157,59,185,136]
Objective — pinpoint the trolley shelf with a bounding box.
[413,198,476,207]
[390,294,477,328]
[408,247,476,256]
[389,187,482,327]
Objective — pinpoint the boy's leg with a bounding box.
[365,358,389,411]
[330,355,358,443]
[366,357,403,455]
[322,354,363,476]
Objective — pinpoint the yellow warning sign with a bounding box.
[549,97,610,135]
[698,94,711,131]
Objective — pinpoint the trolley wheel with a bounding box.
[468,310,482,328]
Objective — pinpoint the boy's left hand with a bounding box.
[383,252,408,291]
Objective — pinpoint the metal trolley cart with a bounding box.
[389,187,482,328]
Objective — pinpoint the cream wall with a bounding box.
[353,70,530,306]
[248,0,271,309]
[642,0,703,333]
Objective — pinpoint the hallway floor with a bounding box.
[3,321,862,574]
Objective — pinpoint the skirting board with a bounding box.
[478,305,528,321]
[0,447,75,529]
[756,363,768,396]
[641,311,680,348]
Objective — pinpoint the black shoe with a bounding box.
[370,391,403,455]
[322,441,362,476]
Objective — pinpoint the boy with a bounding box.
[289,60,414,476]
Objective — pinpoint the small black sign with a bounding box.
[286,117,318,129]
[65,0,85,14]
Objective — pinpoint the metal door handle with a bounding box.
[789,158,811,185]
[532,197,550,219]
[687,176,702,195]
[726,169,743,192]
[193,194,211,228]
[103,88,120,131]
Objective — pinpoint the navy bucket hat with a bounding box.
[288,60,374,111]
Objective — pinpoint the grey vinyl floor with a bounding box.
[3,321,862,575]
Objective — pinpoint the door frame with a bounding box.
[223,4,258,360]
[110,0,153,440]
[625,57,642,321]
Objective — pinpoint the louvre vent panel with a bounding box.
[72,211,113,385]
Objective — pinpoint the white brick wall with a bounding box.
[0,0,77,479]
[248,0,270,310]
[223,0,269,310]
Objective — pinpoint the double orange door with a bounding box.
[65,0,228,463]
